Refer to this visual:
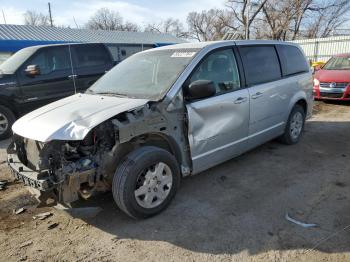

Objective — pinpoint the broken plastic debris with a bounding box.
[0,180,7,190]
[285,212,318,228]
[47,222,59,230]
[14,207,26,215]
[33,212,52,220]
[19,240,33,248]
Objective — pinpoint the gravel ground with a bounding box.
[0,101,349,262]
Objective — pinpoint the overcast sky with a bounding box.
[0,0,225,28]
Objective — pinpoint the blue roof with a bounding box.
[0,24,185,52]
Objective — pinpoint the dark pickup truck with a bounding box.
[0,43,116,139]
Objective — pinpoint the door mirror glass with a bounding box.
[185,80,216,100]
[25,65,41,77]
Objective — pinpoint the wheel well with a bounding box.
[0,97,19,117]
[296,99,307,114]
[131,133,182,165]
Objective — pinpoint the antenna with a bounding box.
[1,9,6,24]
[48,2,53,27]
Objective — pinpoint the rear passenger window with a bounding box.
[73,45,110,68]
[276,45,309,76]
[239,46,281,86]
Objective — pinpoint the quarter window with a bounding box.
[276,45,309,76]
[188,49,241,96]
[239,46,281,86]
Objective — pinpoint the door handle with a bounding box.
[251,92,263,99]
[68,74,78,79]
[234,97,248,104]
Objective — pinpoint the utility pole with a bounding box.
[245,0,250,40]
[1,9,6,24]
[48,2,53,27]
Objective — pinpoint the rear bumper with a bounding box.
[7,144,53,191]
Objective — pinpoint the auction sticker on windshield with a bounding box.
[171,52,196,58]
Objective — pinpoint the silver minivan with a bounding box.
[7,40,313,218]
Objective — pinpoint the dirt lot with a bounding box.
[0,101,349,262]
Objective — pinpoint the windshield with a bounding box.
[88,48,199,100]
[323,56,350,70]
[0,47,36,74]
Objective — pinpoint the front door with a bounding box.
[185,48,250,174]
[17,46,75,114]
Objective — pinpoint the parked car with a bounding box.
[7,40,313,219]
[313,53,350,101]
[0,43,115,140]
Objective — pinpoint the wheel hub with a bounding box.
[0,113,9,135]
[290,112,303,140]
[134,162,173,209]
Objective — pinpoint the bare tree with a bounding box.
[23,10,50,26]
[86,8,123,30]
[187,9,230,41]
[303,0,350,38]
[225,0,268,39]
[85,8,140,32]
[259,0,350,40]
[145,18,188,38]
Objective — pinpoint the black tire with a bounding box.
[112,146,181,219]
[0,105,16,140]
[278,105,306,145]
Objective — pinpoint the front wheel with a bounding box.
[0,105,16,140]
[278,105,306,145]
[112,146,180,219]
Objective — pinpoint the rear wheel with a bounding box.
[112,146,180,219]
[0,105,15,140]
[278,105,305,145]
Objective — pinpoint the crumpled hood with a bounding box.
[12,93,148,142]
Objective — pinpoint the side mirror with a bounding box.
[185,80,216,100]
[25,65,40,77]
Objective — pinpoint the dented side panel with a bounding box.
[186,89,250,174]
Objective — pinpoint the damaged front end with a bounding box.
[7,99,191,207]
[7,121,117,206]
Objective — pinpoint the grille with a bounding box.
[319,82,349,89]
[319,92,343,98]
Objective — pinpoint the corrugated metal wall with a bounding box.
[292,36,350,62]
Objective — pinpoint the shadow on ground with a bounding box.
[69,120,350,256]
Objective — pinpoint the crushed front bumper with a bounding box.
[7,144,53,192]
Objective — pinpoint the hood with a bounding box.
[12,93,149,142]
[315,69,350,83]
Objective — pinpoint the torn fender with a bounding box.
[12,93,148,142]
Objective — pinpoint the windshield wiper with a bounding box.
[94,91,128,97]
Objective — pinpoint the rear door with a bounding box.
[238,45,286,146]
[71,44,114,93]
[185,48,250,174]
[17,46,75,114]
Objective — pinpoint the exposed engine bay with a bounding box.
[7,102,191,206]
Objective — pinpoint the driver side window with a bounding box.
[189,49,240,96]
[24,47,71,76]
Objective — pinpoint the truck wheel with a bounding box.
[112,146,180,219]
[0,105,15,140]
[278,104,305,145]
